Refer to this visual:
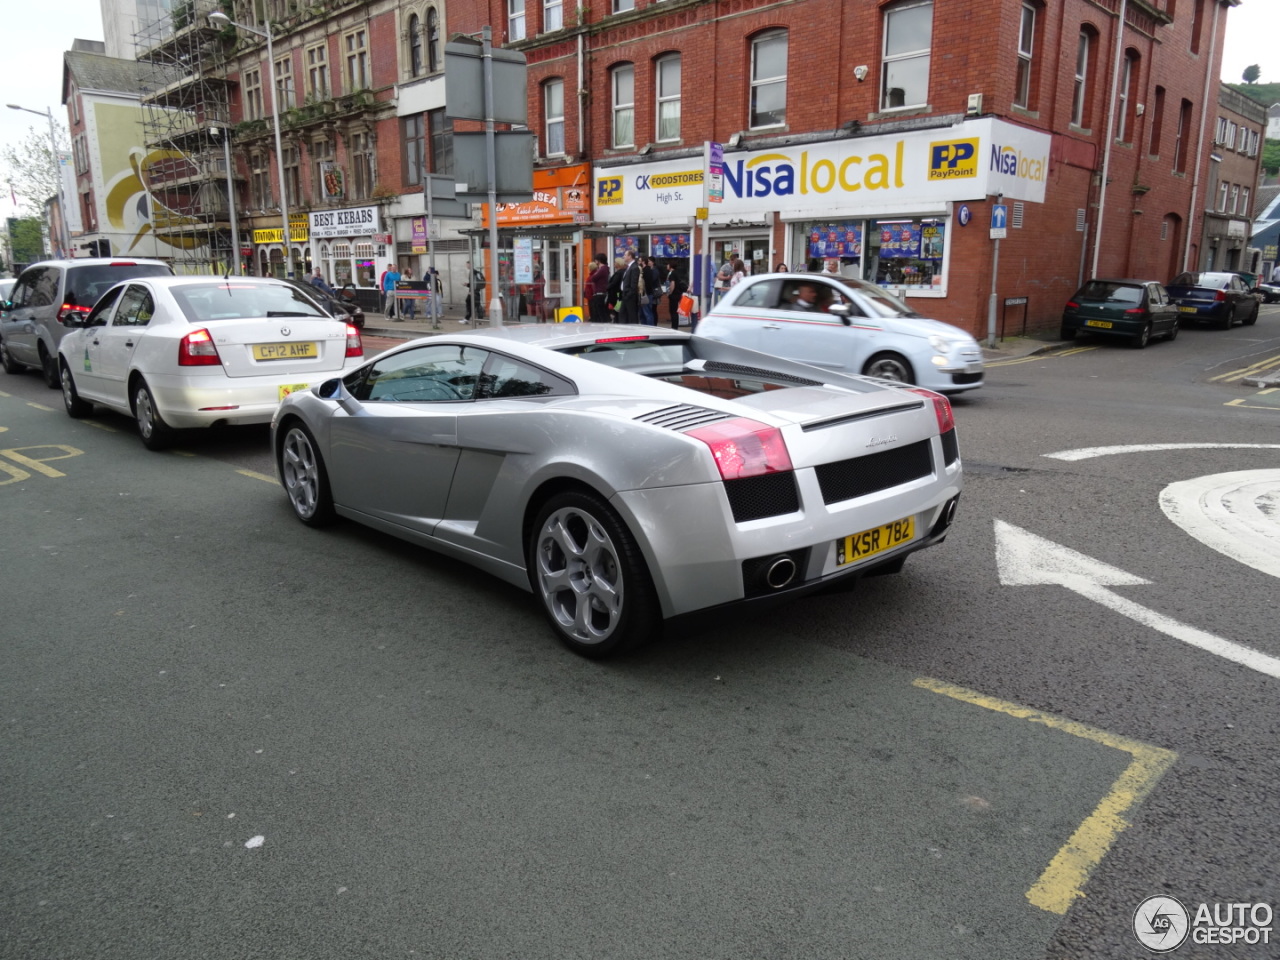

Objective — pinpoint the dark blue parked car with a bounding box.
[1164,271,1259,329]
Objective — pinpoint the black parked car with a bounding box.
[284,278,365,329]
[1060,278,1179,348]
[1164,271,1258,329]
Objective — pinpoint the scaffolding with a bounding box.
[134,0,239,274]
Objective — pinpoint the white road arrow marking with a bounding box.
[1160,470,1280,581]
[994,520,1280,680]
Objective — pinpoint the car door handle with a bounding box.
[762,323,782,330]
[125,340,135,348]
[91,338,100,345]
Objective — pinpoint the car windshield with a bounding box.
[65,263,171,308]
[855,285,919,318]
[1077,282,1142,303]
[170,282,330,322]
[558,336,693,369]
[1172,273,1230,289]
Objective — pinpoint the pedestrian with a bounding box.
[640,255,660,325]
[665,262,687,330]
[821,258,842,277]
[619,250,641,324]
[309,267,334,296]
[774,262,789,273]
[713,259,733,304]
[401,266,417,321]
[730,258,747,289]
[606,257,625,322]
[1272,263,1280,284]
[587,252,611,323]
[463,261,485,323]
[381,262,401,319]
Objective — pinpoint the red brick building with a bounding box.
[451,0,1242,336]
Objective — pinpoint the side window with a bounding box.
[113,286,155,327]
[354,344,488,403]
[26,268,57,308]
[86,285,126,325]
[9,273,36,308]
[478,353,575,399]
[731,279,781,309]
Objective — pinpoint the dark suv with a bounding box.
[0,258,174,387]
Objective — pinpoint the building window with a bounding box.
[656,54,681,141]
[881,1,931,110]
[1190,0,1205,54]
[251,152,270,209]
[544,79,565,156]
[274,55,295,110]
[1014,2,1035,109]
[351,131,375,199]
[1149,85,1165,155]
[345,29,369,90]
[403,114,425,186]
[283,144,300,207]
[1173,98,1192,173]
[408,14,422,77]
[1241,187,1251,217]
[613,0,635,11]
[508,0,525,41]
[1116,52,1136,142]
[611,63,634,148]
[244,68,263,121]
[1216,181,1228,213]
[428,108,453,176]
[544,0,563,32]
[427,9,441,72]
[1070,29,1094,127]
[1230,184,1240,214]
[306,44,329,100]
[750,30,787,127]
[313,138,337,201]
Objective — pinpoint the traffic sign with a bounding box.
[990,204,1008,239]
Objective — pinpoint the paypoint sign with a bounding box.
[593,118,1049,222]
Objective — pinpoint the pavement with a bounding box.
[359,309,1070,363]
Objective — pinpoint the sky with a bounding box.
[0,0,1276,222]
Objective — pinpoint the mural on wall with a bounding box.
[93,102,207,255]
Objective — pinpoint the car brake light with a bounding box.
[1124,307,1144,314]
[1214,290,1226,302]
[178,328,222,366]
[595,336,649,343]
[345,323,363,358]
[908,387,956,434]
[59,304,91,321]
[1065,301,1079,309]
[686,417,793,480]
[108,262,138,267]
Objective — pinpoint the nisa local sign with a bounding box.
[593,118,1050,222]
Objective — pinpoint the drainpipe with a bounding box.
[1090,0,1128,278]
[1182,1,1222,273]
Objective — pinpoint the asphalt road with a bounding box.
[1,309,1277,959]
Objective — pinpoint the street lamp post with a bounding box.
[208,11,293,278]
[7,103,70,258]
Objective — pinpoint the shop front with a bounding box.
[309,204,387,299]
[479,163,592,321]
[251,219,309,279]
[593,117,1051,331]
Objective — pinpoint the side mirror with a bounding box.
[827,303,853,326]
[318,378,343,399]
[0,300,11,311]
[59,310,85,327]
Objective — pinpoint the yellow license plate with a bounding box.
[1084,319,1113,328]
[1178,306,1198,313]
[278,383,309,400]
[837,516,915,566]
[253,341,318,361]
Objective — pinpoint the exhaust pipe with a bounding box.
[765,556,798,589]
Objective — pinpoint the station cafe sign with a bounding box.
[482,162,591,228]
[592,118,1052,222]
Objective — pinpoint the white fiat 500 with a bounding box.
[698,273,985,393]
[58,276,363,449]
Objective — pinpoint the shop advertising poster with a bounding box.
[808,223,862,259]
[650,233,690,258]
[514,237,534,284]
[411,217,427,254]
[613,235,640,260]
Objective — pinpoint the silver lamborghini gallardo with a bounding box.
[271,324,962,657]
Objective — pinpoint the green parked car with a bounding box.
[1060,278,1180,349]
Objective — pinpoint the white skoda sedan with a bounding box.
[698,273,985,393]
[58,276,364,449]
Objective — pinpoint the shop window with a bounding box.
[881,1,931,110]
[612,64,634,148]
[656,54,681,141]
[750,31,787,128]
[866,218,945,289]
[1013,2,1037,109]
[542,80,565,156]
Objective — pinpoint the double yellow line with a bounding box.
[1207,352,1280,383]
[986,345,1096,367]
